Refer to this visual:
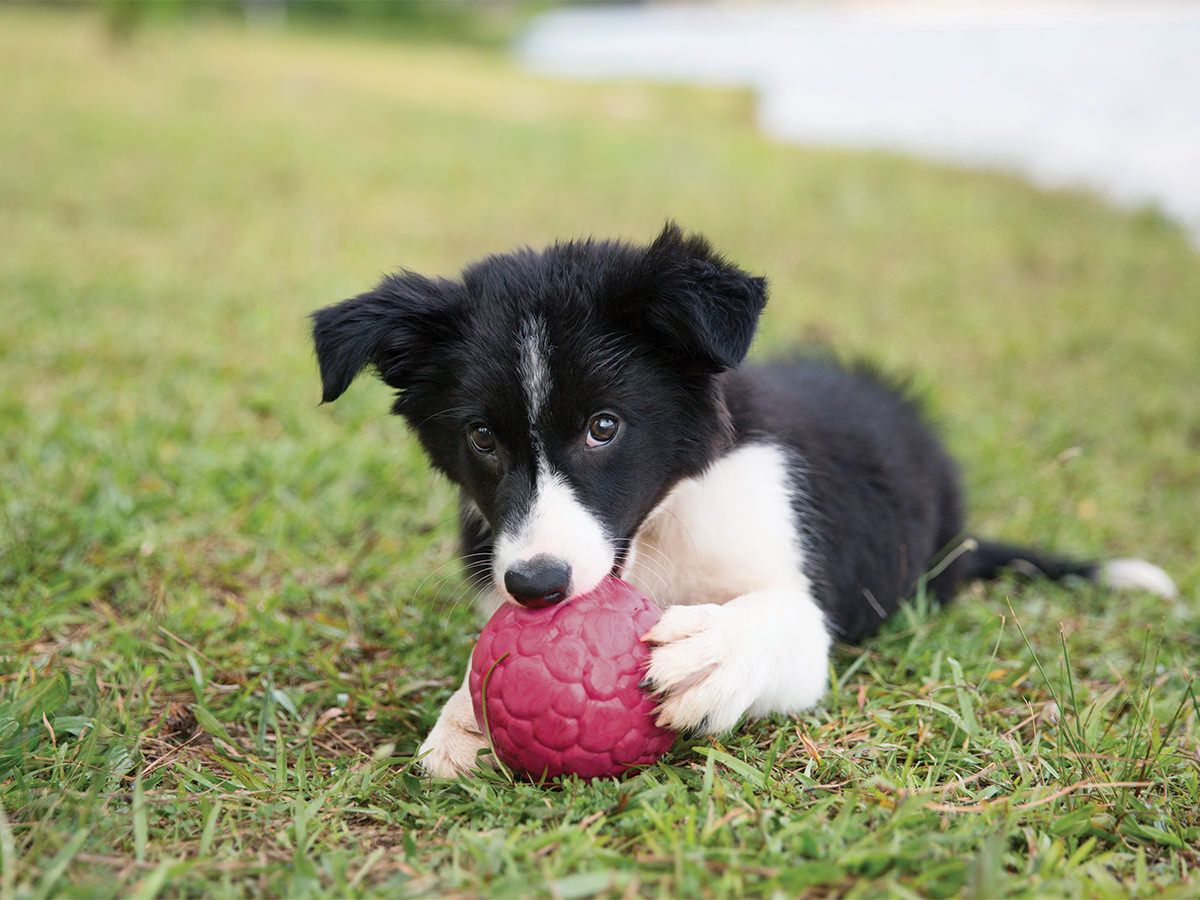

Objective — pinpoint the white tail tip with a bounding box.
[1100,558,1178,600]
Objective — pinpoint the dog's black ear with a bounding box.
[310,271,462,405]
[616,222,767,372]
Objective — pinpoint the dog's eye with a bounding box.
[467,424,497,454]
[586,413,619,448]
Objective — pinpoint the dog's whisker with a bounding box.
[430,572,479,617]
[413,550,495,614]
[655,508,704,558]
[440,577,490,625]
[620,547,673,606]
[428,573,480,615]
[410,555,475,606]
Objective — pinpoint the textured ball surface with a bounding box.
[469,576,675,780]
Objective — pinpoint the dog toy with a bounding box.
[469,575,675,780]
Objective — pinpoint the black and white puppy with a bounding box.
[312,223,1177,777]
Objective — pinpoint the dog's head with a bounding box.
[312,223,766,607]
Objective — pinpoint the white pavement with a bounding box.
[520,2,1200,238]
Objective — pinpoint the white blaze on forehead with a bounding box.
[517,315,551,428]
[499,315,612,602]
[493,461,614,604]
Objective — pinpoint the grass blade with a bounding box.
[132,773,148,863]
[0,803,15,900]
[31,828,89,900]
[130,859,175,900]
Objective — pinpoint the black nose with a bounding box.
[504,555,571,608]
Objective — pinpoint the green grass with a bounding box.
[2,8,1200,897]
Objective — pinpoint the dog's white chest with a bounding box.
[625,442,809,608]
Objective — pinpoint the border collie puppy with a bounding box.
[311,223,1177,778]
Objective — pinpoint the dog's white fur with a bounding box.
[420,442,830,777]
[490,462,615,605]
[630,444,829,733]
[1100,558,1178,599]
[517,315,551,427]
[417,667,490,777]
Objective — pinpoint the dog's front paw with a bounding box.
[641,603,761,735]
[418,681,492,778]
[418,716,489,778]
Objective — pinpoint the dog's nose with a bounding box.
[504,555,572,608]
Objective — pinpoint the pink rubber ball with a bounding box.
[469,576,676,781]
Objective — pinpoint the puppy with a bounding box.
[311,223,1177,777]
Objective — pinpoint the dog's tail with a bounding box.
[936,537,1178,599]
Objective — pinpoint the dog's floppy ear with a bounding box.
[310,271,462,405]
[616,222,767,372]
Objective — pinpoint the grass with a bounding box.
[2,8,1199,897]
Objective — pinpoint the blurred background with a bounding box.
[77,0,1200,237]
[2,1,1199,894]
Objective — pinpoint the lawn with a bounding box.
[2,8,1199,897]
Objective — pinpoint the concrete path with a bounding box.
[520,3,1200,237]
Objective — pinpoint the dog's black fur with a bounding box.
[723,359,1102,640]
[313,222,1100,643]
